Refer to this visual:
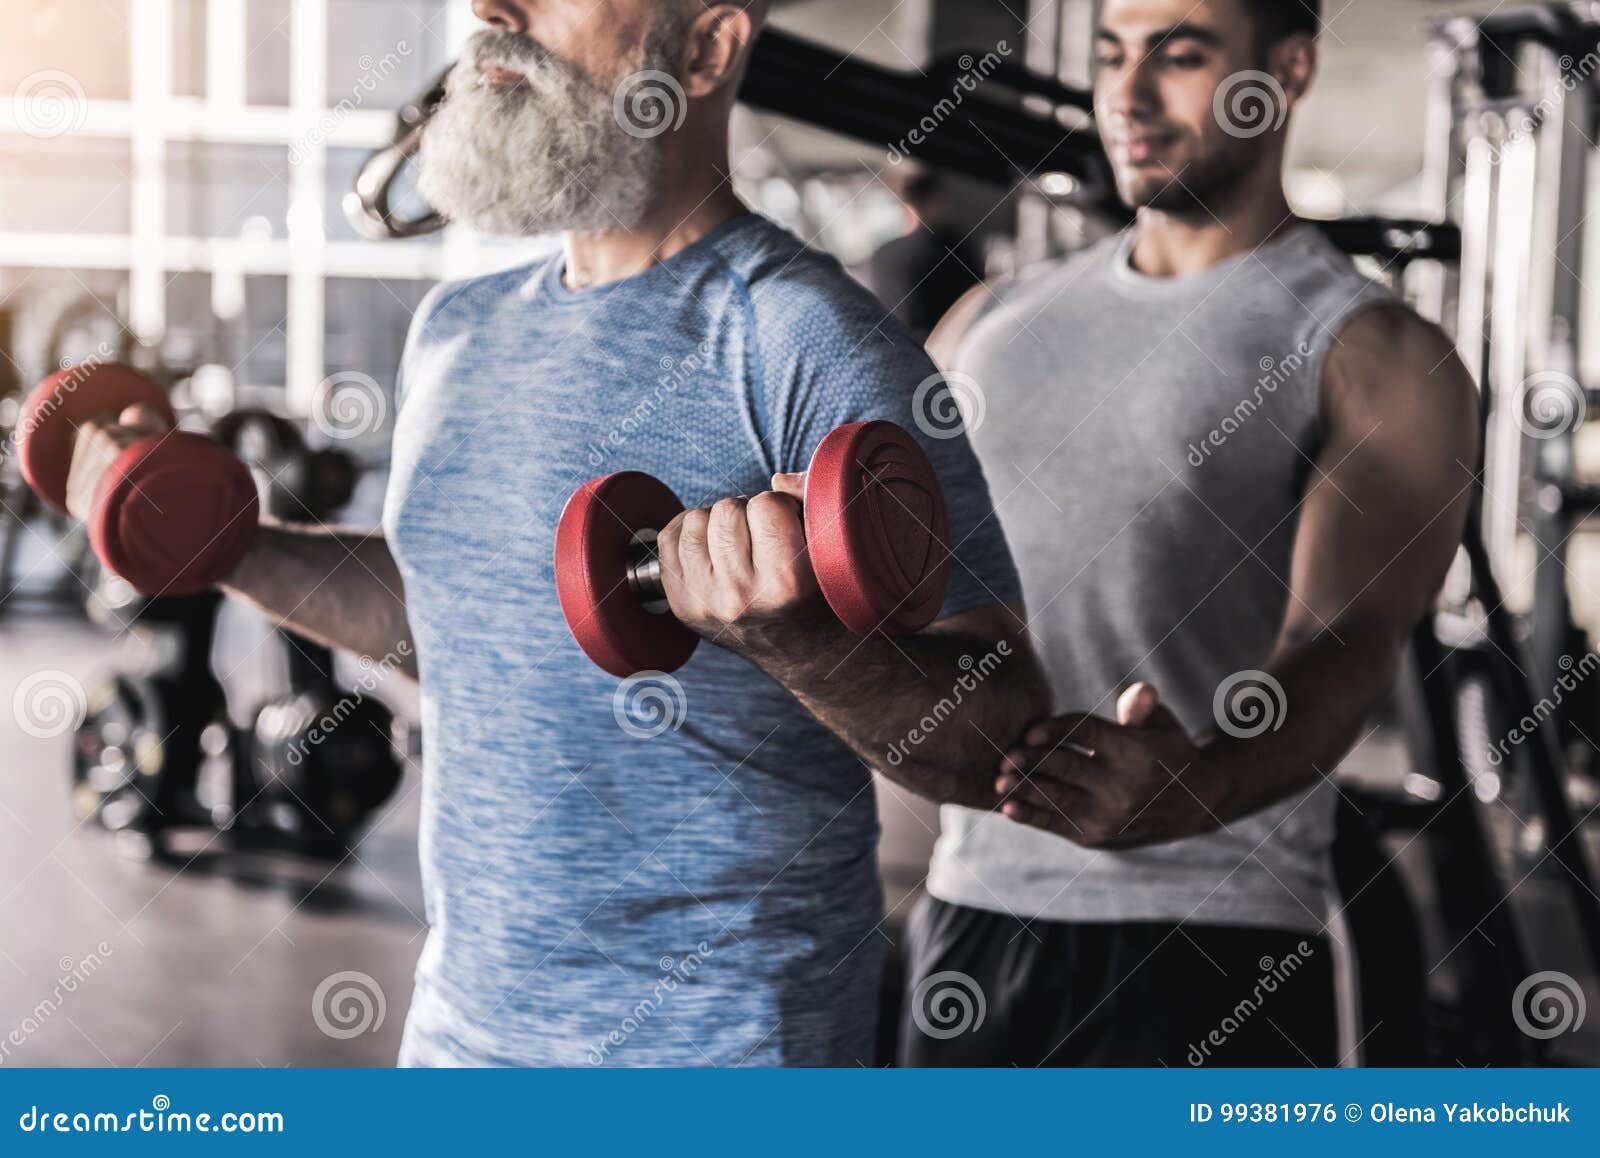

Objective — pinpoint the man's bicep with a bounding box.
[1284,308,1479,639]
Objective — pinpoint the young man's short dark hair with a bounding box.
[1243,0,1321,48]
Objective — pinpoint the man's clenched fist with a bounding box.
[656,471,832,659]
[65,404,173,522]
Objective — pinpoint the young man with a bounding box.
[903,0,1478,1066]
[67,0,1048,1066]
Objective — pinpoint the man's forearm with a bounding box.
[1194,618,1407,825]
[221,520,417,678]
[751,620,1050,808]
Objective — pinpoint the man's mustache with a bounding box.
[465,28,551,72]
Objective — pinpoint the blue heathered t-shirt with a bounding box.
[383,212,1020,1067]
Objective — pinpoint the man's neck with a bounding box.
[562,164,746,290]
[1127,166,1296,279]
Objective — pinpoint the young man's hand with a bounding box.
[995,683,1225,849]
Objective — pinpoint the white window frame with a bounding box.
[0,0,521,413]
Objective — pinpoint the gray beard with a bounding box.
[418,30,665,236]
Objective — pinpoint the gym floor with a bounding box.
[4,611,1597,1067]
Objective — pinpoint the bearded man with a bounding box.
[67,0,1045,1066]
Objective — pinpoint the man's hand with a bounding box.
[655,471,837,660]
[994,683,1224,849]
[65,404,173,522]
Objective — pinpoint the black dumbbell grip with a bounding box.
[625,532,669,613]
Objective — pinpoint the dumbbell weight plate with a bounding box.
[556,471,700,678]
[16,364,177,511]
[91,433,261,595]
[18,362,260,596]
[806,421,950,635]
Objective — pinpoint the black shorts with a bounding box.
[899,896,1338,1067]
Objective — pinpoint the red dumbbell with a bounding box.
[555,420,951,678]
[16,362,259,596]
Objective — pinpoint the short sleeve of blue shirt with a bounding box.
[726,239,1022,621]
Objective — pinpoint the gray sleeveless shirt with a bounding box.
[930,223,1398,932]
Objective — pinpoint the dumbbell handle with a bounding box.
[625,532,670,613]
[622,504,810,615]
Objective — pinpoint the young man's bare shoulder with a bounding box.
[1323,303,1478,452]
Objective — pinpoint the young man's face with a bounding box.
[1093,0,1287,213]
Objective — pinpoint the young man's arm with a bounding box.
[992,306,1480,848]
